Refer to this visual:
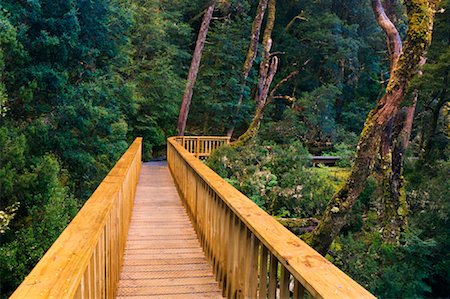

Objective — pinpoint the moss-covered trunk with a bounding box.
[233,56,278,147]
[227,0,269,137]
[309,0,440,256]
[233,0,276,147]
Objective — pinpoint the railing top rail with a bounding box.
[174,135,231,140]
[10,138,142,299]
[167,137,375,299]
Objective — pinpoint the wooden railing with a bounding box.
[174,136,230,158]
[168,136,375,299]
[10,138,142,299]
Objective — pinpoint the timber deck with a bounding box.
[116,162,223,298]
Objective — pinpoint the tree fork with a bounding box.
[227,0,269,137]
[233,0,276,147]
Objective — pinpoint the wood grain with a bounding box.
[116,163,223,298]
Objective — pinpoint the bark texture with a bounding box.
[227,0,269,137]
[233,0,276,147]
[233,56,278,147]
[177,3,215,136]
[371,0,402,70]
[308,0,440,255]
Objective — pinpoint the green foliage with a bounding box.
[208,140,343,218]
[0,127,78,297]
[333,231,438,298]
[125,0,193,158]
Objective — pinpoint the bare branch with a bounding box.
[371,0,402,70]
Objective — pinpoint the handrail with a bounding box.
[174,136,230,158]
[168,136,375,299]
[10,138,142,299]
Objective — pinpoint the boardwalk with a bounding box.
[11,138,375,299]
[116,162,223,298]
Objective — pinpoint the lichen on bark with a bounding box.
[308,0,441,256]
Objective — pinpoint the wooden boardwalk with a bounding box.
[116,162,223,298]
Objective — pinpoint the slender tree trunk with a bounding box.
[177,2,215,136]
[227,0,269,137]
[233,56,279,147]
[256,0,276,105]
[419,74,448,163]
[400,95,417,148]
[233,0,276,146]
[308,0,440,255]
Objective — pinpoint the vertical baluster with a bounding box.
[225,208,234,297]
[248,236,260,298]
[214,194,221,281]
[258,246,269,299]
[268,254,278,299]
[74,284,82,299]
[231,215,241,298]
[205,187,211,261]
[293,279,305,299]
[101,229,106,299]
[280,265,290,299]
[83,263,90,298]
[238,223,249,298]
[105,215,111,299]
[196,137,200,157]
[219,201,227,292]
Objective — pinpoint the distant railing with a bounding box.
[10,138,142,299]
[167,136,375,299]
[174,136,230,158]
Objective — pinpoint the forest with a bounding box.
[0,0,448,298]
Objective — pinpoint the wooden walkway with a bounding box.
[116,162,223,298]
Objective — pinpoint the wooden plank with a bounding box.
[116,163,223,298]
[117,293,223,299]
[258,246,269,299]
[248,236,259,298]
[280,265,291,299]
[118,284,222,296]
[268,253,278,299]
[293,279,306,299]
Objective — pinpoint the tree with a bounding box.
[308,0,441,255]
[177,1,215,136]
[233,0,277,147]
[227,0,269,137]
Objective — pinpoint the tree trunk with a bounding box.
[371,0,402,70]
[256,0,276,105]
[233,56,278,147]
[233,0,276,147]
[308,0,440,256]
[227,0,269,137]
[177,3,215,136]
[419,74,448,164]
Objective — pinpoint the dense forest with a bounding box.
[0,0,448,298]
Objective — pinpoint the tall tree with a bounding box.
[233,0,277,146]
[227,0,269,137]
[177,1,215,136]
[308,0,441,255]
